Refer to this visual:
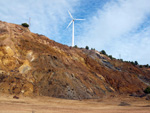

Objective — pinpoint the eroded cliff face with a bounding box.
[0,21,150,99]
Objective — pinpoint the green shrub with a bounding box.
[119,59,123,62]
[85,46,89,50]
[100,50,107,55]
[21,23,29,27]
[135,61,138,65]
[131,61,135,65]
[145,64,149,68]
[108,55,113,60]
[91,48,95,50]
[74,45,78,48]
[144,87,150,94]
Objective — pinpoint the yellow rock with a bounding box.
[96,73,105,81]
[26,51,35,62]
[19,60,31,74]
[0,82,10,93]
[0,51,4,57]
[4,46,14,56]
[109,86,115,92]
[22,82,33,96]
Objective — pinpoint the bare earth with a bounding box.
[0,94,150,113]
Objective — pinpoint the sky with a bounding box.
[0,0,150,65]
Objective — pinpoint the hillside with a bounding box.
[0,21,150,100]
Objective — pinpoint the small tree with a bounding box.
[144,87,150,94]
[108,55,113,60]
[119,59,123,62]
[21,23,29,27]
[131,61,135,65]
[85,46,89,50]
[91,48,95,50]
[74,45,78,48]
[145,64,149,68]
[135,61,138,65]
[101,50,107,55]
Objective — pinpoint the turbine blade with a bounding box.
[68,10,73,19]
[75,19,85,20]
[67,20,73,29]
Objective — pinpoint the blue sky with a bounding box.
[0,0,150,65]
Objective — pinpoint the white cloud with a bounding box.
[78,0,150,64]
[0,0,79,41]
[0,0,150,64]
[111,25,150,64]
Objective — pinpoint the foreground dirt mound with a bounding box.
[0,21,150,99]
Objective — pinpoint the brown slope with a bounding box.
[0,21,150,99]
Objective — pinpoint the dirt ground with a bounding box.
[0,94,150,113]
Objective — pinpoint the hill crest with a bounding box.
[0,21,150,99]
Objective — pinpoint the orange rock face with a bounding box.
[0,21,150,99]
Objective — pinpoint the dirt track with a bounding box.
[0,94,150,113]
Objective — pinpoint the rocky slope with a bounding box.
[0,21,150,99]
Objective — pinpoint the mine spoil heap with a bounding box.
[0,21,150,99]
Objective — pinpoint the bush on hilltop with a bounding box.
[21,23,29,27]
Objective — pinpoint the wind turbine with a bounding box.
[67,10,85,47]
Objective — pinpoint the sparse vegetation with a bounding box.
[144,64,149,68]
[100,50,107,55]
[125,61,150,68]
[99,50,114,60]
[74,45,78,48]
[144,87,150,94]
[138,64,150,68]
[119,59,123,62]
[108,55,113,60]
[130,61,135,65]
[129,61,139,66]
[85,46,89,50]
[21,23,29,27]
[135,61,138,65]
[91,48,95,50]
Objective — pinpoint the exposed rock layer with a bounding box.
[0,21,150,99]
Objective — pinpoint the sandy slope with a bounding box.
[0,94,150,113]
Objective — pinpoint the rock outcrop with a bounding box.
[0,20,150,99]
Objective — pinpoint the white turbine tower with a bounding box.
[67,11,85,47]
